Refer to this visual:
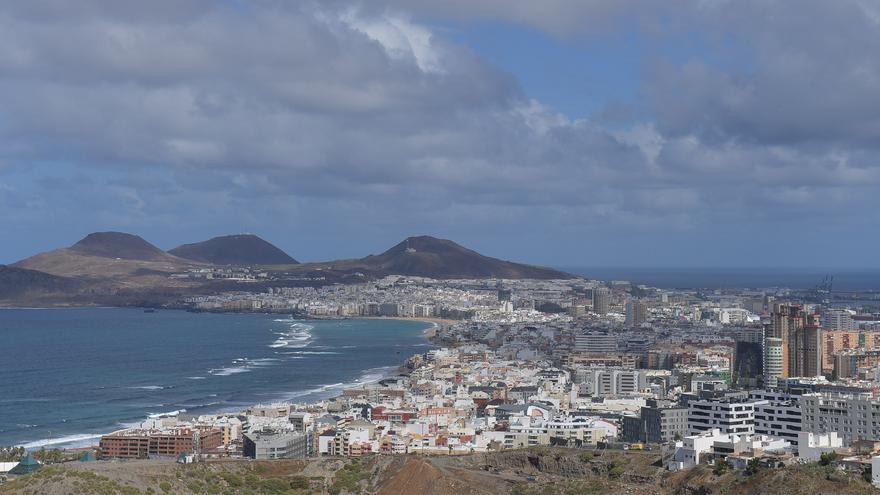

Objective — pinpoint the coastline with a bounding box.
[8,313,439,450]
[356,316,456,337]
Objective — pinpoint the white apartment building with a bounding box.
[800,392,880,446]
[243,429,309,459]
[668,429,791,471]
[575,368,647,397]
[505,415,614,448]
[687,397,756,435]
[798,431,843,461]
[719,308,753,325]
[823,308,855,331]
[667,428,726,471]
[748,391,802,446]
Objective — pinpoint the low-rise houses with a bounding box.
[667,428,791,471]
[797,431,844,461]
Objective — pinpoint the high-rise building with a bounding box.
[763,337,784,388]
[768,303,822,379]
[592,287,611,315]
[625,299,648,327]
[822,308,855,331]
[733,327,764,389]
[789,325,822,377]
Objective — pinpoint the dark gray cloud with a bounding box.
[0,0,878,267]
[646,1,880,148]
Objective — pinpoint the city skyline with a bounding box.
[1,1,879,267]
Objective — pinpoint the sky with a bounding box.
[1,0,880,268]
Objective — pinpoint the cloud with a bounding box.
[0,0,879,266]
[362,0,664,38]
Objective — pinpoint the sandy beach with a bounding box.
[358,316,458,337]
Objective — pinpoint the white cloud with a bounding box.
[2,0,880,266]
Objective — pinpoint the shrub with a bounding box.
[608,465,625,479]
[713,458,730,476]
[745,458,761,476]
[579,452,595,463]
[289,476,310,490]
[819,452,839,466]
[221,472,244,487]
[259,477,289,493]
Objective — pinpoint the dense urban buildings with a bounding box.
[48,272,880,486]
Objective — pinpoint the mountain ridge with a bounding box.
[3,232,575,305]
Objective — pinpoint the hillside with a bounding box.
[13,233,191,280]
[354,236,573,279]
[69,232,176,262]
[169,234,298,265]
[0,448,876,495]
[0,265,81,301]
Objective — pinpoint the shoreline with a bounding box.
[9,314,439,450]
[355,316,456,337]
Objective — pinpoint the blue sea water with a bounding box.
[0,308,432,449]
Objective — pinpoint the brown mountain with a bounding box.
[169,234,298,265]
[353,235,573,279]
[0,265,82,301]
[13,232,190,279]
[69,231,175,262]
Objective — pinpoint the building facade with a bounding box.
[800,392,880,446]
[100,428,222,459]
[687,397,756,436]
[592,288,611,315]
[243,429,309,459]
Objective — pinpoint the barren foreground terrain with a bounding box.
[1,447,879,495]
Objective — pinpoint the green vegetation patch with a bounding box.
[328,462,370,495]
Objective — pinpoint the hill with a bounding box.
[0,265,81,301]
[354,236,572,279]
[169,234,298,265]
[68,232,174,261]
[0,447,874,495]
[12,232,192,280]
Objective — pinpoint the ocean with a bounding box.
[0,308,432,449]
